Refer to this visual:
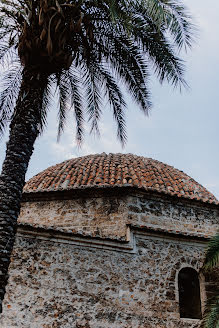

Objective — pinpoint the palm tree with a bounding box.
[201,233,219,328]
[0,0,194,312]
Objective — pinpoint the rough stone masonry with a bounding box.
[0,153,218,327]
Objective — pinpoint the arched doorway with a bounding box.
[178,267,202,319]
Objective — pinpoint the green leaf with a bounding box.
[203,233,219,271]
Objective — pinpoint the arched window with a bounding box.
[178,267,202,319]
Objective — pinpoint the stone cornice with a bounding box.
[22,187,219,211]
[17,223,208,255]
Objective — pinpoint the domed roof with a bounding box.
[24,153,218,204]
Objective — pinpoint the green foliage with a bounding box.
[204,233,219,271]
[201,295,219,328]
[0,66,22,136]
[0,0,195,144]
[201,233,219,328]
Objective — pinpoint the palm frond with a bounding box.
[102,33,152,113]
[138,0,195,49]
[67,68,84,145]
[94,63,127,145]
[131,15,187,88]
[55,71,71,141]
[201,295,219,328]
[107,0,132,31]
[0,0,195,145]
[37,75,54,134]
[0,43,17,67]
[78,37,128,144]
[203,233,219,271]
[0,65,22,139]
[0,25,15,42]
[81,63,102,137]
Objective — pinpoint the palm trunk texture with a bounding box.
[0,69,48,312]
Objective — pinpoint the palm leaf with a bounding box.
[0,65,22,138]
[67,68,84,145]
[130,15,187,88]
[37,75,54,134]
[102,33,152,112]
[139,0,195,49]
[201,295,219,328]
[0,43,17,67]
[81,62,102,137]
[55,71,71,140]
[0,0,195,145]
[203,233,219,271]
[94,63,127,145]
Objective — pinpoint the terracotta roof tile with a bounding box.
[24,153,218,205]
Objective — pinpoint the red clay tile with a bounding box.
[23,153,218,205]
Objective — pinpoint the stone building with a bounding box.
[0,153,218,328]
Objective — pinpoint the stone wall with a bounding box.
[1,191,218,327]
[19,196,129,241]
[19,192,219,240]
[127,194,219,238]
[0,231,208,328]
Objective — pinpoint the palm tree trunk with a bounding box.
[0,68,48,312]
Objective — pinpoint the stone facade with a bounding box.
[0,190,218,328]
[17,192,219,240]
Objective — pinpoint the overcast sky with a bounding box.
[1,0,219,200]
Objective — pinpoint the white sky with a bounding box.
[1,0,219,200]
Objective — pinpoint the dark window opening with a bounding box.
[178,267,202,319]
